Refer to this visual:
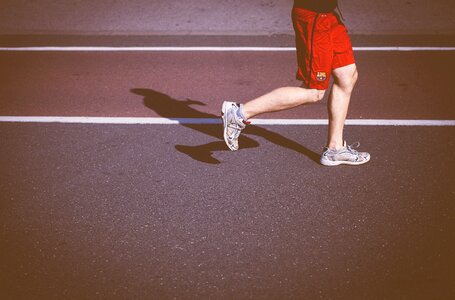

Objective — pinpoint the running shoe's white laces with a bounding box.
[346,142,361,155]
[227,122,244,139]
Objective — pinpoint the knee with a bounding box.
[343,68,359,89]
[352,69,359,86]
[334,65,358,90]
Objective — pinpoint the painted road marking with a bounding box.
[0,46,455,52]
[0,116,454,126]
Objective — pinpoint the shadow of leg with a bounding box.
[244,126,321,164]
[131,88,319,164]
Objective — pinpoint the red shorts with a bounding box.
[292,7,355,90]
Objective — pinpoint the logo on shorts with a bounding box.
[316,71,327,81]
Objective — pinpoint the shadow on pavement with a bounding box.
[131,88,320,164]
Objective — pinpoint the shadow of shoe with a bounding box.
[175,143,222,164]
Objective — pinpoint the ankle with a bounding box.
[236,104,248,120]
[327,141,344,150]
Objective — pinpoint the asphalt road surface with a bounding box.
[0,1,454,300]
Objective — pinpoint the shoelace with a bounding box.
[227,122,244,139]
[346,142,361,155]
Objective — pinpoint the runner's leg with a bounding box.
[326,63,358,150]
[242,87,325,120]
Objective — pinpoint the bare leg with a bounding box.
[327,64,358,150]
[243,86,326,120]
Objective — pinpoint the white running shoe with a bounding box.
[320,141,370,166]
[221,101,249,151]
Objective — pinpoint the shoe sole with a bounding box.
[221,101,238,151]
[320,156,371,166]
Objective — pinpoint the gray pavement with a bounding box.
[0,123,454,299]
[0,0,454,36]
[0,51,454,120]
[0,1,454,299]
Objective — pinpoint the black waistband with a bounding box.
[293,0,338,13]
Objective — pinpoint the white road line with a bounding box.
[354,47,455,51]
[0,116,454,126]
[0,46,454,52]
